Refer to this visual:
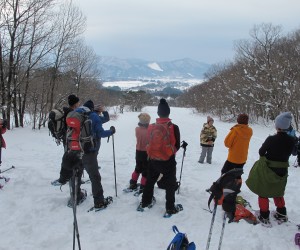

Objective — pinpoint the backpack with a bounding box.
[146,122,175,161]
[167,225,196,250]
[66,109,95,153]
[207,168,243,211]
[48,109,65,144]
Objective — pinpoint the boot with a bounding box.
[258,210,271,226]
[128,179,138,191]
[274,207,288,222]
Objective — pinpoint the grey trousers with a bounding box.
[199,146,214,163]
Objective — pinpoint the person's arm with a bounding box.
[100,111,110,124]
[92,113,112,138]
[259,137,270,156]
[224,128,235,148]
[173,124,180,151]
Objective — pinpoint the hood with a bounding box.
[232,124,252,139]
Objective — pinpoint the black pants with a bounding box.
[135,150,148,178]
[142,156,177,210]
[61,151,83,196]
[82,151,104,205]
[221,160,245,179]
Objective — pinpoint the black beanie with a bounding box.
[157,98,170,117]
[83,100,94,111]
[68,94,79,106]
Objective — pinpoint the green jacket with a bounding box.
[246,156,289,198]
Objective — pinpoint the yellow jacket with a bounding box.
[224,124,253,164]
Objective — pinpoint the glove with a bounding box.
[110,126,116,135]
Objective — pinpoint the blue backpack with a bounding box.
[167,225,196,250]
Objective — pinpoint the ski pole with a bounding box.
[177,141,188,194]
[0,165,15,173]
[112,134,117,197]
[206,202,218,250]
[218,212,227,250]
[70,169,81,250]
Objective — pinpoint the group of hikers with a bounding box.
[46,94,300,223]
[200,111,300,226]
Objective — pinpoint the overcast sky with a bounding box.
[73,0,300,64]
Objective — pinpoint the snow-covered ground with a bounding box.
[1,106,299,250]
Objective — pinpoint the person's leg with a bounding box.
[274,197,287,221]
[198,147,207,163]
[159,157,177,211]
[258,196,270,219]
[83,151,104,205]
[206,147,213,164]
[141,160,159,206]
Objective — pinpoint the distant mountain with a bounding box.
[99,57,210,81]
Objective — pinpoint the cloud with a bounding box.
[74,0,300,64]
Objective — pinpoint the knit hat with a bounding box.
[207,116,214,123]
[138,113,151,124]
[275,112,292,130]
[157,98,170,117]
[83,100,94,111]
[68,94,79,106]
[237,113,249,125]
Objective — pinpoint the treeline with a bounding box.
[0,0,108,129]
[178,23,300,130]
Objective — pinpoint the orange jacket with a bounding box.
[224,124,252,164]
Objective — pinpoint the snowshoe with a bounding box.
[51,178,67,186]
[257,214,272,228]
[137,197,156,212]
[88,196,113,212]
[163,204,183,218]
[272,211,288,224]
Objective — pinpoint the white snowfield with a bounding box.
[1,106,299,250]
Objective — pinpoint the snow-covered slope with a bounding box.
[1,107,299,250]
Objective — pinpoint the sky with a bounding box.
[1,106,300,249]
[73,0,300,64]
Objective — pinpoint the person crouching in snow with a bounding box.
[126,113,151,194]
[198,116,217,164]
[246,112,295,226]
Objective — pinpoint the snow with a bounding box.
[1,106,299,250]
[147,62,164,72]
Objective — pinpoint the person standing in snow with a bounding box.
[139,98,181,215]
[221,113,253,177]
[246,112,295,225]
[126,113,151,194]
[51,94,80,186]
[198,116,217,164]
[73,100,115,209]
[219,113,252,222]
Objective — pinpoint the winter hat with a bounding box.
[275,112,292,130]
[68,94,79,106]
[138,113,151,124]
[207,116,214,123]
[237,113,249,125]
[157,98,170,117]
[83,100,94,111]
